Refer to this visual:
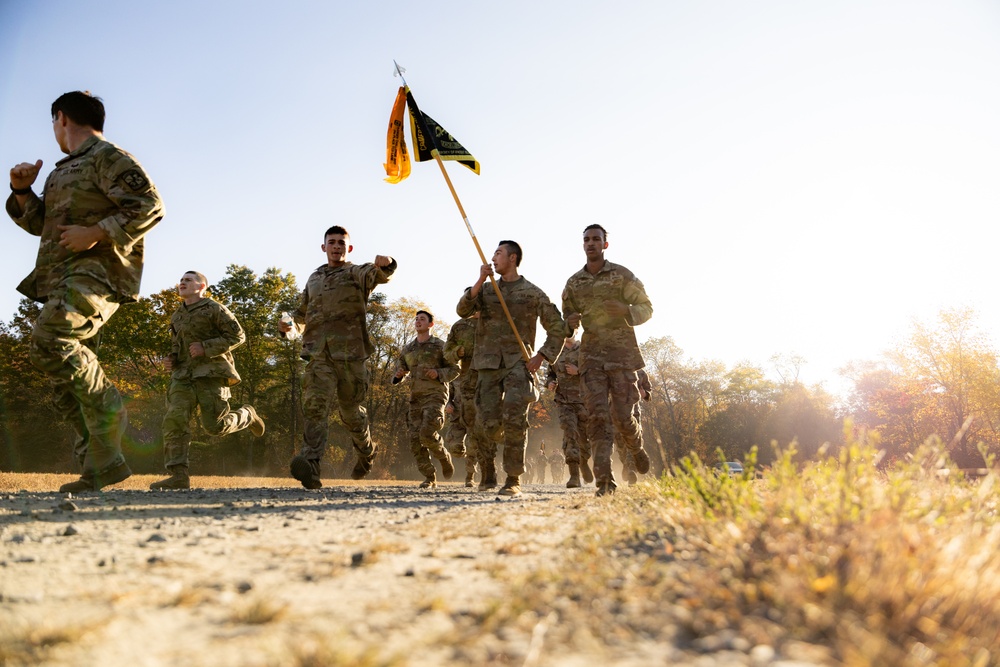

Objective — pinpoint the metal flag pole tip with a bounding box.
[392,60,408,85]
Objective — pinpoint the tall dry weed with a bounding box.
[468,427,1000,665]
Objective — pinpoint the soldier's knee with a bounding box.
[480,419,503,441]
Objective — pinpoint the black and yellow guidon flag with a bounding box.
[384,86,480,184]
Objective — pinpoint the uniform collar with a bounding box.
[182,297,212,311]
[55,135,101,167]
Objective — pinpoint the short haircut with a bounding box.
[498,240,523,267]
[324,225,350,242]
[184,270,209,287]
[415,309,434,324]
[52,91,105,132]
[583,224,608,241]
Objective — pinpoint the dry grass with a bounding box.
[281,635,404,667]
[0,619,106,666]
[229,597,289,625]
[459,430,1000,665]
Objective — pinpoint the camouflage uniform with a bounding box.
[616,368,652,482]
[444,317,483,483]
[289,259,396,468]
[456,277,567,481]
[161,297,259,472]
[545,342,592,468]
[396,335,459,480]
[444,380,466,455]
[547,449,565,483]
[6,135,164,480]
[562,260,653,490]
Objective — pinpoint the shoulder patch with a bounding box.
[117,168,150,192]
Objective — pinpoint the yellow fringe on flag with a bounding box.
[383,86,411,183]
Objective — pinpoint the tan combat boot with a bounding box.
[498,475,521,497]
[566,463,581,488]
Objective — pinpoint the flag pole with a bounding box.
[394,61,532,364]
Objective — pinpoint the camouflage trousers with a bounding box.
[408,392,449,478]
[443,370,482,471]
[301,355,374,463]
[615,402,644,475]
[555,399,592,465]
[161,376,257,471]
[581,368,642,484]
[30,275,127,476]
[475,364,536,478]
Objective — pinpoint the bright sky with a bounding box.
[3,1,1000,397]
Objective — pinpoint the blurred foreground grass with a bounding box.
[471,430,1000,666]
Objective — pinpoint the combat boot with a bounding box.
[596,480,617,497]
[478,457,498,491]
[439,450,455,480]
[566,463,581,488]
[243,405,266,437]
[626,469,639,485]
[290,455,322,489]
[351,449,376,480]
[150,468,191,490]
[60,460,132,493]
[419,474,437,489]
[464,460,476,488]
[633,447,651,474]
[498,475,522,497]
[580,459,594,484]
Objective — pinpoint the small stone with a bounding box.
[351,552,365,567]
[236,581,253,593]
[58,501,78,511]
[750,644,776,666]
[147,533,167,543]
[62,525,79,536]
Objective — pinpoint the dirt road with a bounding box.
[1,474,821,666]
[0,477,609,666]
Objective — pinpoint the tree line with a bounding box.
[0,266,995,476]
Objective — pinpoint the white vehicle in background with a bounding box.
[714,461,744,477]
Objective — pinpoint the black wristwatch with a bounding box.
[9,183,32,195]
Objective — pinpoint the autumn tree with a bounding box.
[846,308,1000,466]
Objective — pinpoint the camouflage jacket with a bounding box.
[5,135,164,303]
[545,342,584,404]
[456,276,567,371]
[170,297,244,386]
[562,260,652,372]
[396,335,459,399]
[290,259,396,361]
[443,317,477,373]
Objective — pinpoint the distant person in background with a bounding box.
[279,225,396,489]
[616,368,652,485]
[546,334,595,488]
[150,271,265,490]
[6,90,165,492]
[546,447,565,485]
[563,224,654,496]
[394,310,460,488]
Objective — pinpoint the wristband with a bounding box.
[9,183,32,195]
